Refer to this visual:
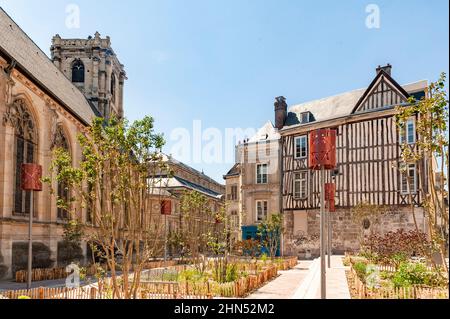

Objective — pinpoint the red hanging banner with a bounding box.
[325,183,336,212]
[309,129,337,171]
[161,200,172,215]
[21,164,43,192]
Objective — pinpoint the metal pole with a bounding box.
[328,208,332,269]
[320,166,326,299]
[164,214,168,262]
[27,191,33,290]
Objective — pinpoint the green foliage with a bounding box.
[179,269,205,283]
[44,115,168,298]
[353,261,368,283]
[395,73,449,274]
[259,253,268,263]
[257,214,283,259]
[225,263,239,283]
[392,262,448,288]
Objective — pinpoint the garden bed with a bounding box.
[344,255,448,299]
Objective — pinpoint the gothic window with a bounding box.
[111,74,116,104]
[52,125,70,220]
[72,60,85,83]
[9,99,37,216]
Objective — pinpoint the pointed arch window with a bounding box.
[72,60,85,83]
[52,125,71,220]
[10,99,38,216]
[111,73,116,104]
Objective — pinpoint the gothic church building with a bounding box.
[0,8,125,278]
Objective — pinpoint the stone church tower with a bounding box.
[50,32,126,119]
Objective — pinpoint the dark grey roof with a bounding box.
[0,8,95,124]
[174,176,222,199]
[224,163,240,179]
[283,80,428,129]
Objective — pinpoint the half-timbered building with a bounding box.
[276,65,430,257]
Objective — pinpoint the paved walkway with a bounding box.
[246,261,312,299]
[293,255,351,299]
[247,256,351,299]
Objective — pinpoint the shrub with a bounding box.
[179,269,205,283]
[353,261,368,282]
[362,230,430,268]
[225,264,239,283]
[390,262,447,288]
[392,262,427,288]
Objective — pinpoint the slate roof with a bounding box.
[149,176,223,200]
[224,163,240,179]
[160,153,224,189]
[283,80,428,129]
[0,8,95,125]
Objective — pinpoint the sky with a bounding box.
[0,0,448,183]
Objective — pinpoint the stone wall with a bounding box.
[283,206,426,259]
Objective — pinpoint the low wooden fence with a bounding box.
[0,286,212,300]
[139,262,287,298]
[15,260,185,283]
[348,263,448,299]
[15,264,99,283]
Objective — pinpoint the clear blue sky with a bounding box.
[1,0,448,183]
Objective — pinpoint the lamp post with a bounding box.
[161,200,172,263]
[21,163,43,290]
[309,129,337,300]
[325,182,336,269]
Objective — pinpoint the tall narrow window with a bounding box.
[111,73,116,104]
[256,164,268,184]
[11,100,37,216]
[230,185,238,201]
[72,60,85,83]
[53,125,71,220]
[256,201,268,222]
[400,119,416,144]
[294,171,309,199]
[295,136,308,159]
[401,164,417,194]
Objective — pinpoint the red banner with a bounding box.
[21,164,43,192]
[325,183,336,212]
[309,129,337,170]
[161,200,172,215]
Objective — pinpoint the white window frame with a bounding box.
[295,135,308,159]
[400,118,416,145]
[293,171,309,199]
[256,200,268,222]
[401,164,417,195]
[256,163,268,184]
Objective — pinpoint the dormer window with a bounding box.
[301,112,311,124]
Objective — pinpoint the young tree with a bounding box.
[395,72,449,275]
[46,116,168,299]
[179,190,216,273]
[257,214,283,259]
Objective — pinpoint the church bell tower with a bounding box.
[50,32,126,119]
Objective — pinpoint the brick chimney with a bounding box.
[376,64,392,76]
[274,96,287,130]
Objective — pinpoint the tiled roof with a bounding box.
[284,80,428,128]
[0,8,95,125]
